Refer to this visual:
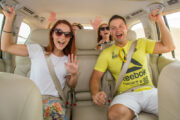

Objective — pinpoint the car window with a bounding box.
[17,22,31,44]
[163,11,180,60]
[0,13,4,58]
[131,22,145,39]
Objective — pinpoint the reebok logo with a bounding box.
[123,58,146,81]
[123,69,146,81]
[126,58,142,73]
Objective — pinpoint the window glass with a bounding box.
[0,14,4,33]
[163,12,180,60]
[0,14,4,58]
[17,22,31,44]
[84,25,93,30]
[131,23,145,38]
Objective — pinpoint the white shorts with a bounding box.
[110,88,158,117]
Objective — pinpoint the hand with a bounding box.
[64,54,80,75]
[46,12,56,29]
[98,39,106,45]
[90,16,102,30]
[48,12,56,23]
[149,8,163,23]
[92,91,107,106]
[2,6,15,20]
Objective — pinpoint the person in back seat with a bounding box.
[90,9,175,120]
[90,17,113,50]
[1,6,79,120]
[96,23,113,50]
[72,22,84,32]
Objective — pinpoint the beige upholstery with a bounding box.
[127,29,137,41]
[0,72,43,120]
[72,29,108,120]
[76,29,97,50]
[14,29,49,77]
[30,29,49,47]
[158,61,180,120]
[0,59,5,72]
[14,56,31,77]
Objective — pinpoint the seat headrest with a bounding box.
[127,29,137,41]
[30,29,49,47]
[76,30,97,50]
[0,72,43,120]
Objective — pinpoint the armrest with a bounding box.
[158,61,180,120]
[157,56,175,73]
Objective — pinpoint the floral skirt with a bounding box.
[42,95,67,120]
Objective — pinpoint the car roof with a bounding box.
[3,0,168,26]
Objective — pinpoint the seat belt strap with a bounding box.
[113,40,137,96]
[45,55,66,103]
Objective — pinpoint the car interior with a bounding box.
[0,0,180,120]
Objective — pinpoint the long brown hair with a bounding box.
[45,20,76,55]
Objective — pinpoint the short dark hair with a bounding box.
[108,15,126,26]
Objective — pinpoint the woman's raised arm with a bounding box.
[1,6,28,56]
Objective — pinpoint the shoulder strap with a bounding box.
[113,40,137,96]
[45,55,66,103]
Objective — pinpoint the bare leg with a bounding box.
[108,104,135,120]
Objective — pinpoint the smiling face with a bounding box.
[110,18,128,46]
[99,24,110,40]
[52,23,72,52]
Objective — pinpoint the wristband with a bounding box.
[3,30,12,33]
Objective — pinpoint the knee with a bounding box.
[108,104,132,120]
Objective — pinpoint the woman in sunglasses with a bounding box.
[1,7,79,120]
[96,23,113,50]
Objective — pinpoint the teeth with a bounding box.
[58,41,65,44]
[117,33,122,36]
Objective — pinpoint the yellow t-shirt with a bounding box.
[94,38,156,94]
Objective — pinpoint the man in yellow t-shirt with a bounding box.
[90,9,175,120]
[95,38,155,94]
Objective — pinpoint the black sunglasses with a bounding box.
[99,26,110,31]
[53,28,73,38]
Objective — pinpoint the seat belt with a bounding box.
[113,40,137,96]
[45,55,66,103]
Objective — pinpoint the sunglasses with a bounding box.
[53,28,73,38]
[99,26,110,31]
